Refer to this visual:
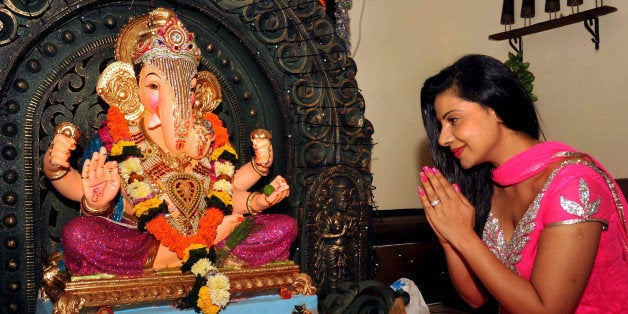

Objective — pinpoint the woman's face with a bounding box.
[434,91,505,168]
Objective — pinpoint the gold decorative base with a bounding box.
[42,254,316,314]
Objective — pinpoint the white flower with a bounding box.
[210,288,231,308]
[127,181,153,199]
[207,273,231,307]
[212,179,233,194]
[119,158,142,179]
[214,161,235,178]
[191,258,216,276]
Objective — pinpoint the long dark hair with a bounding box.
[420,54,541,235]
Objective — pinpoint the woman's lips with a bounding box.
[451,146,465,158]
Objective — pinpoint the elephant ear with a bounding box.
[96,61,144,121]
[194,70,222,116]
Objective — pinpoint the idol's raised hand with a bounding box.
[251,128,273,170]
[80,147,120,215]
[46,133,76,171]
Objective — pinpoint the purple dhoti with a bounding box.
[61,213,298,276]
[61,216,155,276]
[216,214,298,267]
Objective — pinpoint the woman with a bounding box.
[417,54,628,313]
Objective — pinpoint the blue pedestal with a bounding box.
[37,294,318,313]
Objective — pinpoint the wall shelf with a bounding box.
[489,5,617,54]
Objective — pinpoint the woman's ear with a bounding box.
[487,107,504,124]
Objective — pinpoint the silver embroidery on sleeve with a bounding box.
[559,178,601,219]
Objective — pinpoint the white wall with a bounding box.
[349,0,628,210]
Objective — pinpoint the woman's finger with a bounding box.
[421,199,448,244]
[104,160,118,181]
[52,134,75,152]
[429,167,460,201]
[420,168,442,208]
[418,186,430,210]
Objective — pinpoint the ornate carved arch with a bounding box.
[0,1,374,312]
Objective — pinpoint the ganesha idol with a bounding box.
[42,6,297,287]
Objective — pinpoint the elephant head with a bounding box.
[96,8,222,160]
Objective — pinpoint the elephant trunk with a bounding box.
[147,57,198,155]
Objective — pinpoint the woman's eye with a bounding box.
[449,117,459,124]
[148,83,158,90]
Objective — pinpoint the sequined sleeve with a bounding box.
[541,163,612,229]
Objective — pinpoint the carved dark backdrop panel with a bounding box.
[0,0,374,312]
[305,165,374,297]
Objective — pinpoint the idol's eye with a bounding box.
[148,83,158,90]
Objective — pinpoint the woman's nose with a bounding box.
[438,129,452,147]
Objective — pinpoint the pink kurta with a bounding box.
[483,142,628,313]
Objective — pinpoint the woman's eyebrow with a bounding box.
[440,109,456,121]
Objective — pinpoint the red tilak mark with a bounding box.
[89,181,107,203]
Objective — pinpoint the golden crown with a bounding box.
[131,8,201,65]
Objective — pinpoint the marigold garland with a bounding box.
[103,108,236,312]
[133,197,163,217]
[106,107,131,141]
[145,208,223,259]
[204,113,229,148]
[110,140,136,156]
[197,286,220,314]
[127,181,153,199]
[207,273,231,307]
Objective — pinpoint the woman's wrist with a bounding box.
[450,230,482,254]
[43,148,69,180]
[245,191,273,215]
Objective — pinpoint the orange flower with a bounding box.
[107,107,131,141]
[146,208,224,259]
[204,113,229,149]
